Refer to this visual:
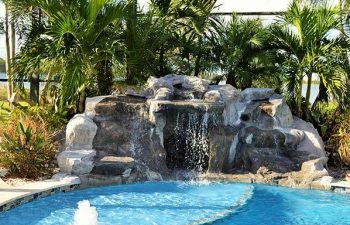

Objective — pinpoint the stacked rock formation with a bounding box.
[56,75,330,189]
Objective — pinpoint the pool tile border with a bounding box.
[2,177,350,213]
[0,184,79,212]
[0,184,80,212]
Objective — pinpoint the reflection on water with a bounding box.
[0,72,320,103]
[302,83,319,104]
[0,72,41,89]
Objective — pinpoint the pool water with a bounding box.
[0,181,350,225]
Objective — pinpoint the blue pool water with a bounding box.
[0,181,350,225]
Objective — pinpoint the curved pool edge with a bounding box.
[0,176,80,212]
[202,172,350,194]
[1,172,350,214]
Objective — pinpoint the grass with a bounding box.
[0,101,10,124]
[0,84,30,125]
[0,84,9,124]
[0,84,7,101]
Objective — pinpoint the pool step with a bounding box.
[92,156,135,176]
[331,181,350,194]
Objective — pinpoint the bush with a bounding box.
[311,101,339,139]
[0,111,57,179]
[0,84,7,101]
[328,109,350,166]
[22,105,68,132]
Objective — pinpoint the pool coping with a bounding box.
[202,173,350,194]
[1,174,350,213]
[0,175,80,212]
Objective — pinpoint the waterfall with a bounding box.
[171,106,211,172]
[73,200,98,225]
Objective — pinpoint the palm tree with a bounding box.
[150,0,180,77]
[270,0,346,112]
[8,0,125,109]
[125,0,138,84]
[171,0,222,77]
[3,0,13,103]
[221,14,272,89]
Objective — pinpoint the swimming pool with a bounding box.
[0,181,350,225]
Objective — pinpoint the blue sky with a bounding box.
[0,0,293,59]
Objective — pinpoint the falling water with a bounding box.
[172,106,211,172]
[73,200,98,225]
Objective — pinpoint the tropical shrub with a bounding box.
[269,0,347,115]
[311,101,339,138]
[0,112,56,179]
[221,14,272,89]
[328,109,350,166]
[23,105,69,131]
[10,0,126,107]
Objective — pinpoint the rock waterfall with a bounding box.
[56,75,332,189]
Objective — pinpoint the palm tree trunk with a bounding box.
[4,3,13,102]
[340,0,345,35]
[194,54,201,77]
[226,70,237,87]
[29,74,40,104]
[297,79,303,116]
[126,0,137,84]
[96,60,113,95]
[314,78,328,103]
[158,45,165,77]
[10,21,15,66]
[29,7,40,104]
[305,73,312,104]
[78,90,86,113]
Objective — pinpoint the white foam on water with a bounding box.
[73,200,98,225]
[187,179,212,186]
[188,185,254,225]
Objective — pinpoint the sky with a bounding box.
[138,0,291,12]
[214,0,290,12]
[0,0,293,59]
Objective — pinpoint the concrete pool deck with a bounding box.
[0,174,80,212]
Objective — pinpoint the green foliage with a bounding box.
[171,0,222,77]
[269,0,347,114]
[0,57,6,73]
[0,101,11,125]
[311,101,339,138]
[9,0,126,106]
[0,84,7,101]
[0,112,56,179]
[328,109,350,166]
[220,14,272,89]
[5,0,350,149]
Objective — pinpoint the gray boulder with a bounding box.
[293,118,326,159]
[204,90,222,103]
[92,156,135,176]
[241,88,274,101]
[147,76,174,92]
[66,115,97,150]
[0,167,9,178]
[155,87,173,100]
[57,150,96,175]
[147,75,209,99]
